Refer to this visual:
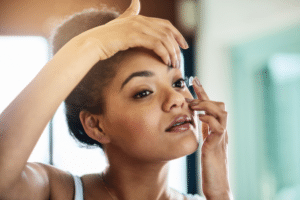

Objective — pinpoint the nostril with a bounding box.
[162,89,187,112]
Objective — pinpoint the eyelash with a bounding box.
[133,78,186,99]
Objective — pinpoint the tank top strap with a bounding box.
[71,174,84,200]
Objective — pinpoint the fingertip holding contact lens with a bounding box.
[188,76,194,87]
[184,76,194,87]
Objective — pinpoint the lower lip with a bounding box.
[166,123,192,133]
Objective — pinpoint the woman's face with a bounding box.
[100,48,199,162]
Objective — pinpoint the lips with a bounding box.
[165,115,195,132]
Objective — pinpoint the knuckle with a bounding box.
[160,51,169,58]
[164,28,173,36]
[153,39,162,47]
[202,104,209,111]
[154,44,166,55]
[219,101,225,107]
[218,126,226,134]
[218,102,226,109]
[221,110,228,117]
[160,32,169,40]
[202,101,209,108]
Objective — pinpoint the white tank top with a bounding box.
[71,174,205,200]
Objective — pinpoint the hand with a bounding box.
[76,0,189,68]
[187,77,233,200]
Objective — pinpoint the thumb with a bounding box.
[119,0,141,19]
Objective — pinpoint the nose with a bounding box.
[162,88,186,112]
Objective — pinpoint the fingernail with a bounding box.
[185,98,193,103]
[184,40,189,49]
[172,59,176,68]
[168,57,172,67]
[194,77,201,87]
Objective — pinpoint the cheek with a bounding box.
[105,101,163,148]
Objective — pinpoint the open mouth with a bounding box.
[165,115,195,132]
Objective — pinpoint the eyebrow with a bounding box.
[120,70,155,90]
[120,66,173,91]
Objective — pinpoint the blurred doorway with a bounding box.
[231,24,300,200]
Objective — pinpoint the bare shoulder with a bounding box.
[2,162,75,200]
[2,162,48,200]
[38,162,75,200]
[0,163,74,200]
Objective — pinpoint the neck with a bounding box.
[103,150,172,200]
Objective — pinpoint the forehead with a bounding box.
[116,48,185,78]
[118,48,164,72]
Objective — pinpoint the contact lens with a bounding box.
[188,76,194,87]
[184,76,194,87]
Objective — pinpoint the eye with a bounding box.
[172,78,186,88]
[134,90,153,99]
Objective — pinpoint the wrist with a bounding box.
[69,35,101,62]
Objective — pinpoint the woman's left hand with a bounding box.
[187,77,233,200]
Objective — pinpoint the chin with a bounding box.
[182,124,200,153]
[166,131,200,161]
[181,134,199,155]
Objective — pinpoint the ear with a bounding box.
[79,110,111,144]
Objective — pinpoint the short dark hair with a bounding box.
[50,7,126,149]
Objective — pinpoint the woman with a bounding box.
[0,0,232,199]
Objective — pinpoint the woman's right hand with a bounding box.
[75,0,189,68]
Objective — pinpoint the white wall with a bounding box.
[195,0,300,196]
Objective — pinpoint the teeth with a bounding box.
[172,121,187,127]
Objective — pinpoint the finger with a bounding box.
[192,77,210,101]
[166,34,179,68]
[199,114,226,144]
[189,100,227,127]
[149,17,189,50]
[130,34,171,66]
[201,101,225,111]
[164,31,181,68]
[170,33,182,69]
[119,0,141,19]
[214,101,225,111]
[186,98,225,110]
[140,25,180,68]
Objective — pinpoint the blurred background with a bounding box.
[1,0,300,199]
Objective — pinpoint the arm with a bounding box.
[0,35,100,198]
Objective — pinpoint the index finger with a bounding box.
[192,77,210,101]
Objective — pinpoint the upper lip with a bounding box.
[165,114,195,131]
